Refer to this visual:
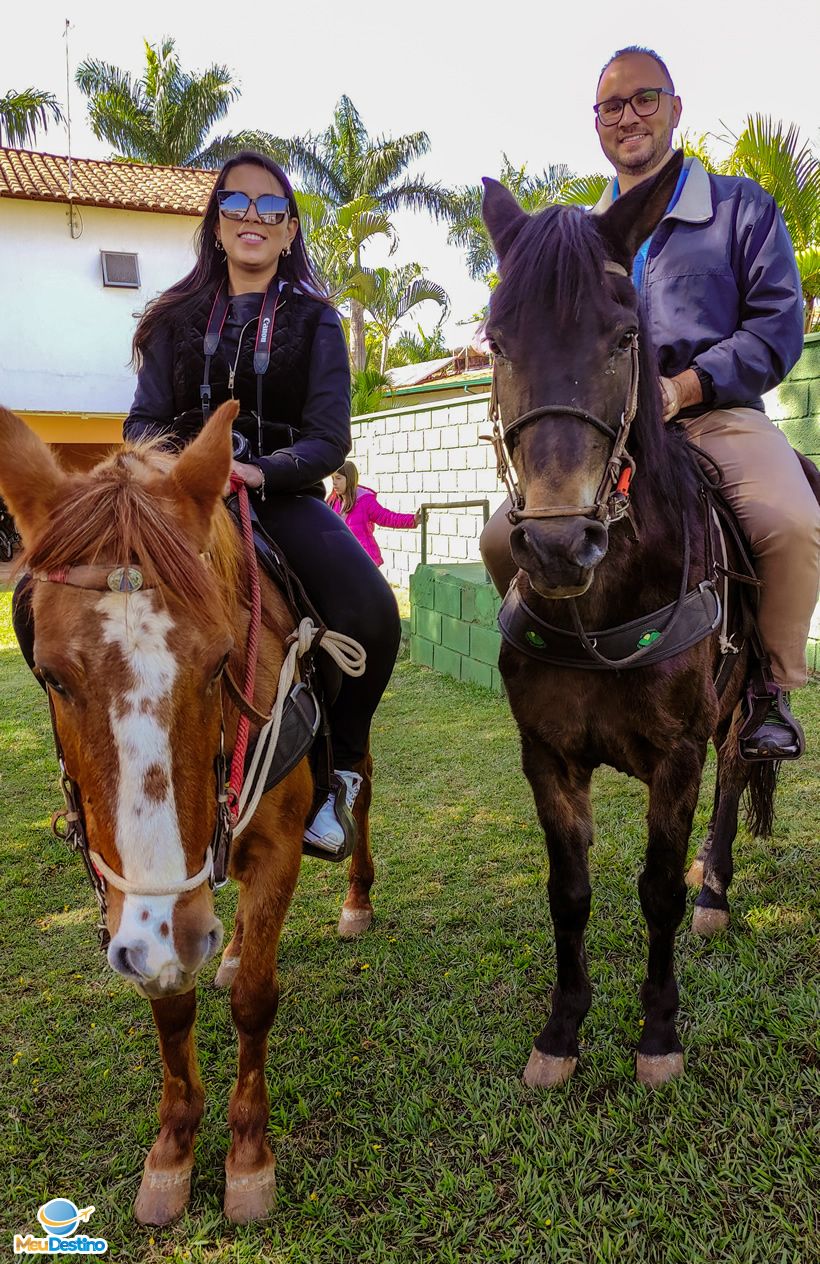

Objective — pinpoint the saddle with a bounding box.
[225,494,355,860]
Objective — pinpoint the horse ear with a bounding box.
[0,406,67,543]
[170,400,238,544]
[596,150,685,268]
[482,178,529,264]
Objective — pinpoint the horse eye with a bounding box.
[212,652,231,683]
[38,668,67,696]
[618,330,637,350]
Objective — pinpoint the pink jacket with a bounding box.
[328,486,416,566]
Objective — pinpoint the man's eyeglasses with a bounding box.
[217,190,291,225]
[593,88,674,127]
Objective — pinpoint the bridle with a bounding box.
[33,560,230,950]
[489,259,639,529]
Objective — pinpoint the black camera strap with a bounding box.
[200,276,285,448]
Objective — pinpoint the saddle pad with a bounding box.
[243,681,322,801]
[499,579,721,670]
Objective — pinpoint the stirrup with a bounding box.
[738,681,804,763]
[302,773,358,862]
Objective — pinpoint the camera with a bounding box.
[231,430,253,462]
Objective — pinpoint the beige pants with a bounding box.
[480,407,820,688]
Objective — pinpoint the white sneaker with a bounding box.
[303,770,362,852]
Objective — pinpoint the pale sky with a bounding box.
[3,0,818,341]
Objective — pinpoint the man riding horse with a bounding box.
[482,45,820,758]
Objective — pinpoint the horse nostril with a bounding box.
[203,925,224,963]
[575,522,609,568]
[114,944,146,979]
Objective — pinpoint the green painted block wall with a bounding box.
[409,564,503,693]
[774,332,820,460]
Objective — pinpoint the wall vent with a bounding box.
[100,251,140,288]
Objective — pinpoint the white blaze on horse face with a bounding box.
[96,591,187,983]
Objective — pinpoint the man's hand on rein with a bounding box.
[659,369,702,423]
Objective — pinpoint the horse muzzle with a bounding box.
[107,919,224,997]
[510,517,609,598]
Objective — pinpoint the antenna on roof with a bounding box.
[63,17,81,238]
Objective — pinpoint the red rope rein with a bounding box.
[228,476,263,821]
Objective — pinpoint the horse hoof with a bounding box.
[134,1163,193,1226]
[522,1048,577,1088]
[214,954,241,988]
[636,1052,684,1087]
[685,858,704,888]
[691,906,729,937]
[337,906,373,939]
[224,1163,277,1224]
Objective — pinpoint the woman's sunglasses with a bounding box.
[216,189,291,225]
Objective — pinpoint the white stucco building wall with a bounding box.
[0,199,199,413]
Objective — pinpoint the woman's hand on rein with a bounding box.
[225,460,265,495]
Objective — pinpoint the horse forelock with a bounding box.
[491,206,610,334]
[22,440,241,625]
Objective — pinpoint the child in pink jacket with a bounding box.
[328,461,419,567]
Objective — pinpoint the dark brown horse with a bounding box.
[481,156,818,1088]
[0,402,376,1224]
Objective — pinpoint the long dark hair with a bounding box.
[132,150,329,366]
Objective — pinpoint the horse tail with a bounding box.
[742,759,780,838]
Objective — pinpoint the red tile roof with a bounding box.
[0,147,217,216]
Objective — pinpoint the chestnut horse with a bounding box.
[481,156,819,1088]
[0,401,375,1224]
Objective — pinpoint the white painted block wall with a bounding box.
[348,393,505,589]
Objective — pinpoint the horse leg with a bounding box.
[520,738,592,1088]
[338,748,375,939]
[224,830,301,1224]
[134,990,203,1225]
[685,776,720,889]
[637,744,705,1086]
[214,907,244,988]
[692,720,749,936]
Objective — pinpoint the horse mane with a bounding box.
[491,205,699,514]
[23,442,242,621]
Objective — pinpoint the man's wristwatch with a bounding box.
[692,365,715,406]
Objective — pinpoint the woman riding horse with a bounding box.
[13,150,401,857]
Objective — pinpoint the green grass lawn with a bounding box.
[1,590,817,1263]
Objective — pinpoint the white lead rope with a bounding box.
[233,618,366,838]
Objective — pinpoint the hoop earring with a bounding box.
[215,238,226,255]
[281,245,291,257]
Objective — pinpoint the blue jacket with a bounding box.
[593,157,805,412]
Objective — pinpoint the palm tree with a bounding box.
[297,191,394,306]
[447,156,606,284]
[351,363,392,417]
[0,88,64,148]
[363,264,449,372]
[75,37,276,168]
[273,97,454,369]
[390,319,450,367]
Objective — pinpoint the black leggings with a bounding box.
[11,494,401,770]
